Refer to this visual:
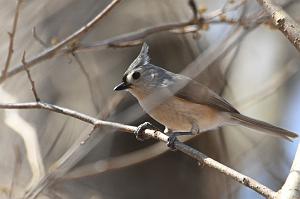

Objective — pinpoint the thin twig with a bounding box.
[174,141,277,199]
[0,2,249,85]
[43,120,68,160]
[2,0,23,78]
[279,143,300,198]
[0,88,45,192]
[72,53,100,112]
[78,14,250,51]
[32,27,47,48]
[206,0,246,20]
[79,21,193,50]
[31,30,102,110]
[23,95,125,199]
[0,0,121,84]
[0,101,277,198]
[257,0,300,51]
[188,0,198,20]
[22,52,40,102]
[63,25,249,180]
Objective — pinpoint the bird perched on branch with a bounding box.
[114,43,298,148]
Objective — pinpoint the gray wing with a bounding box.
[170,77,239,113]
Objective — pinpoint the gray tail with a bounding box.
[230,113,298,141]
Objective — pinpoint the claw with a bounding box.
[166,131,193,151]
[134,122,159,141]
[167,134,178,151]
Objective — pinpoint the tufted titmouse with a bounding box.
[114,43,298,147]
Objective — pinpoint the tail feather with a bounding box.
[230,113,298,141]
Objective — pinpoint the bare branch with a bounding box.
[31,30,102,110]
[0,102,99,125]
[0,1,294,198]
[208,0,246,19]
[175,141,277,199]
[78,1,248,52]
[279,143,300,198]
[0,1,251,85]
[2,0,23,78]
[22,51,40,102]
[0,101,277,198]
[72,53,100,112]
[257,0,300,51]
[78,21,192,50]
[64,17,249,182]
[0,0,121,84]
[43,120,68,160]
[0,89,45,191]
[32,27,47,48]
[188,0,198,20]
[24,126,104,199]
[23,95,125,199]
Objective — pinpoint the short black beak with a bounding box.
[114,82,130,91]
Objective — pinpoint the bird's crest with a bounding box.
[125,43,150,74]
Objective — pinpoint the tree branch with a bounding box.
[22,52,40,102]
[23,95,125,199]
[2,0,23,78]
[0,89,45,192]
[257,0,300,51]
[0,0,121,83]
[32,27,47,48]
[72,52,101,112]
[0,1,250,85]
[279,143,300,198]
[0,101,277,198]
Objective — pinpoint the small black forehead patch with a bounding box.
[122,74,128,83]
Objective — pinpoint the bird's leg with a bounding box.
[167,135,177,151]
[164,128,190,150]
[134,122,160,141]
[164,127,176,150]
[166,123,199,150]
[166,132,193,151]
[169,132,194,136]
[164,127,193,136]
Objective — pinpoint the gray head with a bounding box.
[114,43,176,93]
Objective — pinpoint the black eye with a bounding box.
[132,71,141,80]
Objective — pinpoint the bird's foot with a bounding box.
[166,131,193,151]
[134,122,160,141]
[167,134,178,151]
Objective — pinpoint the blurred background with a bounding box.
[0,0,300,198]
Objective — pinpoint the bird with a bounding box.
[114,43,298,148]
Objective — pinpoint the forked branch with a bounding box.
[0,101,277,198]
